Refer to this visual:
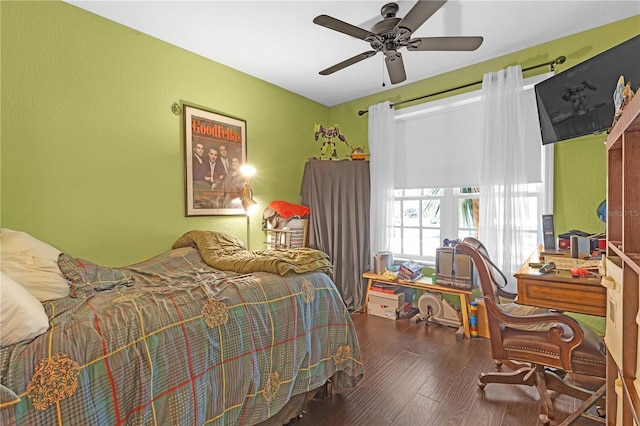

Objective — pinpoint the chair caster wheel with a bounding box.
[478,382,486,389]
[538,414,551,425]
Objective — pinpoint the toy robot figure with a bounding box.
[314,124,349,160]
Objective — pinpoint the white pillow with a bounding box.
[0,228,70,301]
[0,272,50,347]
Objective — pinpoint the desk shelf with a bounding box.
[608,243,640,276]
[362,271,473,338]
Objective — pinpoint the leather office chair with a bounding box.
[455,241,606,425]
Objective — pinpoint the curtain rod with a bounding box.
[357,55,566,116]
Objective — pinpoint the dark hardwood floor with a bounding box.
[297,312,604,426]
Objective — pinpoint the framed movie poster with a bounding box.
[184,105,247,216]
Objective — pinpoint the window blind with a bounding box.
[393,73,553,189]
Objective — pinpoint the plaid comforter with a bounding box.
[0,247,362,425]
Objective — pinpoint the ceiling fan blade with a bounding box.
[385,51,406,84]
[396,0,447,33]
[313,14,376,41]
[407,36,484,51]
[319,51,377,76]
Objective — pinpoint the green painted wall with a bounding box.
[1,1,328,265]
[329,16,639,239]
[1,1,637,267]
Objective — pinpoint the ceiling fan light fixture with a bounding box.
[380,2,399,19]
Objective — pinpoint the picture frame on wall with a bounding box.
[184,104,247,216]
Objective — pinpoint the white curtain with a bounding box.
[479,65,530,292]
[368,101,395,263]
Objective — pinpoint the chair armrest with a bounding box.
[483,296,584,369]
[496,287,517,300]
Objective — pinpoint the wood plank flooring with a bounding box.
[297,312,604,426]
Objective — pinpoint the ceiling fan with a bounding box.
[313,1,483,84]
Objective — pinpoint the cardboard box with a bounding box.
[368,291,405,320]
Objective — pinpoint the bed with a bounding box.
[0,229,363,425]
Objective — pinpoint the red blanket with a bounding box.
[268,200,309,218]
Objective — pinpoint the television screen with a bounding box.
[535,35,640,145]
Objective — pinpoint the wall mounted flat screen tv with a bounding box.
[535,35,640,145]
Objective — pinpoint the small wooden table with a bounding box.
[515,247,606,317]
[362,271,473,338]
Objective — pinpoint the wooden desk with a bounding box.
[515,247,606,317]
[362,271,473,338]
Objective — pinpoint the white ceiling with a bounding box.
[64,1,639,107]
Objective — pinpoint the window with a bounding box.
[391,184,543,264]
[389,73,554,265]
[391,187,477,263]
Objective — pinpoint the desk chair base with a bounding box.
[557,383,606,425]
[477,361,605,425]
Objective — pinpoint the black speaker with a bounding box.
[542,214,555,250]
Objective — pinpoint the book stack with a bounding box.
[398,261,423,281]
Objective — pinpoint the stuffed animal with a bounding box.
[612,75,636,127]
